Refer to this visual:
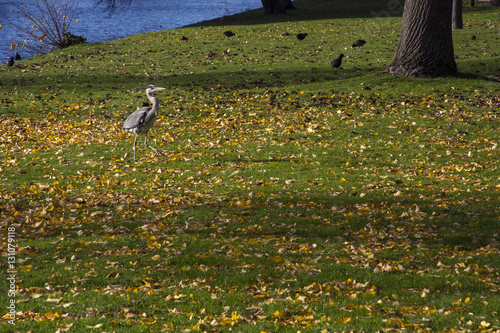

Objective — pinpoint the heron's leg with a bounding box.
[144,134,164,156]
[133,134,138,162]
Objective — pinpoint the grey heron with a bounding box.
[352,40,366,48]
[331,54,345,69]
[123,85,166,162]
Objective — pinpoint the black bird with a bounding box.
[331,54,345,69]
[223,31,235,37]
[180,36,188,41]
[14,52,21,61]
[296,33,307,41]
[351,39,366,48]
[6,57,14,67]
[282,32,290,36]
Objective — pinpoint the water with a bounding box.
[0,0,262,62]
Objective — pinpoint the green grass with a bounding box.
[1,0,499,332]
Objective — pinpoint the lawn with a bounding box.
[0,0,499,332]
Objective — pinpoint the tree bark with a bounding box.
[452,0,463,29]
[261,0,295,15]
[386,0,458,78]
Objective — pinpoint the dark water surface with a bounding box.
[1,0,261,61]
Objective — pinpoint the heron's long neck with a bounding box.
[147,92,159,115]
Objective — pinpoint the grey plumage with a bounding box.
[331,54,345,69]
[123,85,166,161]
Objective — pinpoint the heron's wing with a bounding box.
[123,107,151,129]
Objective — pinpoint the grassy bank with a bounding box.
[1,0,499,331]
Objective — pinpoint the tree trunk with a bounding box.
[284,0,295,10]
[386,0,458,78]
[452,0,463,29]
[470,0,475,6]
[261,0,295,15]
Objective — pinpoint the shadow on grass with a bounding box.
[190,0,406,27]
[3,65,497,104]
[190,0,495,28]
[0,66,371,93]
[189,0,404,27]
[455,72,500,84]
[170,188,500,252]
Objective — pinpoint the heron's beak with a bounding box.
[153,87,166,92]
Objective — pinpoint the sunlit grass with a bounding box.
[0,0,499,331]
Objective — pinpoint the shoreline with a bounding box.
[1,2,263,62]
